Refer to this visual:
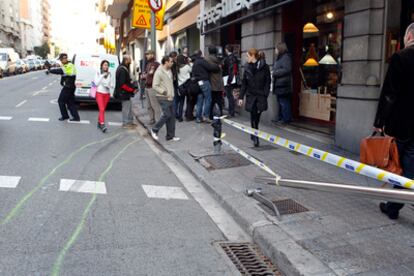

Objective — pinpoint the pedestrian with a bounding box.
[191,50,220,123]
[169,51,181,121]
[185,55,199,121]
[114,55,137,128]
[150,56,180,142]
[49,53,80,122]
[205,45,225,120]
[176,54,192,122]
[238,48,271,147]
[94,60,112,133]
[223,45,239,117]
[142,50,161,124]
[374,23,414,220]
[272,42,292,124]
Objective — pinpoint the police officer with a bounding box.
[49,53,80,121]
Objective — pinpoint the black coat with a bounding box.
[191,57,219,81]
[115,65,135,101]
[223,53,239,86]
[374,45,414,140]
[240,60,271,113]
[272,53,292,95]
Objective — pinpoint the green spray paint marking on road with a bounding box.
[51,138,139,276]
[1,133,122,226]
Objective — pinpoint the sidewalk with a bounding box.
[133,97,414,276]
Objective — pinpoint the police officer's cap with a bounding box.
[58,53,68,60]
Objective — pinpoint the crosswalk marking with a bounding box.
[28,117,50,122]
[142,185,189,200]
[15,100,27,108]
[59,179,107,194]
[0,176,21,188]
[67,120,90,124]
[108,122,122,126]
[0,116,12,120]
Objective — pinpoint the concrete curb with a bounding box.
[134,114,336,276]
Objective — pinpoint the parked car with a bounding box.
[39,59,45,69]
[25,59,36,71]
[16,59,29,74]
[5,59,17,75]
[34,60,42,70]
[0,48,19,76]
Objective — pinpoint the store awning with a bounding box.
[107,0,130,19]
[202,0,295,35]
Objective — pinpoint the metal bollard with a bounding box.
[212,116,223,153]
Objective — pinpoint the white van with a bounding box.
[72,53,120,103]
[0,48,19,76]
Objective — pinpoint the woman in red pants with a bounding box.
[94,60,112,132]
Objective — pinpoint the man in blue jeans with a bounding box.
[374,23,414,219]
[191,50,220,123]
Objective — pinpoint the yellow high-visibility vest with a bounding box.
[63,62,76,76]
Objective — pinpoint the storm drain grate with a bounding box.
[272,199,309,215]
[219,242,281,276]
[199,153,251,170]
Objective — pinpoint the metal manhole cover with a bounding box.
[251,145,278,151]
[199,153,251,170]
[218,242,282,276]
[272,199,309,215]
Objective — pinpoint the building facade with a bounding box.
[200,0,412,153]
[0,0,21,52]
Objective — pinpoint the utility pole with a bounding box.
[150,10,156,56]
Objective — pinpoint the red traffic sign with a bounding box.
[148,0,163,12]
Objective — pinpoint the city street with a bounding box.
[0,71,246,275]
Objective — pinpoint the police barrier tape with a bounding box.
[222,119,414,190]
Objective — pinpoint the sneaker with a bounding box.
[59,117,69,121]
[196,118,203,124]
[151,129,159,140]
[98,124,107,133]
[149,120,156,125]
[69,118,80,122]
[167,137,180,142]
[203,118,212,124]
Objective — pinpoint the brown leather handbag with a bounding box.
[360,132,402,175]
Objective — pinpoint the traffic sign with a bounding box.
[148,0,162,12]
[132,0,165,30]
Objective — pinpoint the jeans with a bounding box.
[122,99,134,124]
[173,92,185,120]
[277,94,292,123]
[153,100,176,139]
[385,138,414,215]
[225,86,235,116]
[58,87,80,120]
[96,92,110,124]
[196,80,212,120]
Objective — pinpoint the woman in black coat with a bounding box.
[238,48,271,147]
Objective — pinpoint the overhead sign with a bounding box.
[197,0,263,29]
[148,0,163,12]
[132,0,165,30]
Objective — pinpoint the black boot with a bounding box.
[254,136,260,147]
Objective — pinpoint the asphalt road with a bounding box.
[0,71,247,276]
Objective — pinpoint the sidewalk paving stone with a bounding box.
[132,97,414,276]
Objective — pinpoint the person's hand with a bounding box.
[374,127,384,134]
[238,99,243,106]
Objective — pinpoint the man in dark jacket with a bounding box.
[142,50,161,124]
[374,23,414,220]
[223,45,239,117]
[191,50,220,123]
[272,42,292,124]
[49,53,80,122]
[205,46,225,120]
[115,55,136,128]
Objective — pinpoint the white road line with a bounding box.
[48,82,53,86]
[33,90,49,96]
[137,125,251,242]
[42,86,47,90]
[108,122,122,126]
[15,100,27,108]
[31,77,38,80]
[67,120,90,124]
[28,117,50,122]
[142,185,189,200]
[0,176,21,188]
[59,179,107,194]
[0,116,12,120]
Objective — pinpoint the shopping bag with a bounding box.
[89,82,97,98]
